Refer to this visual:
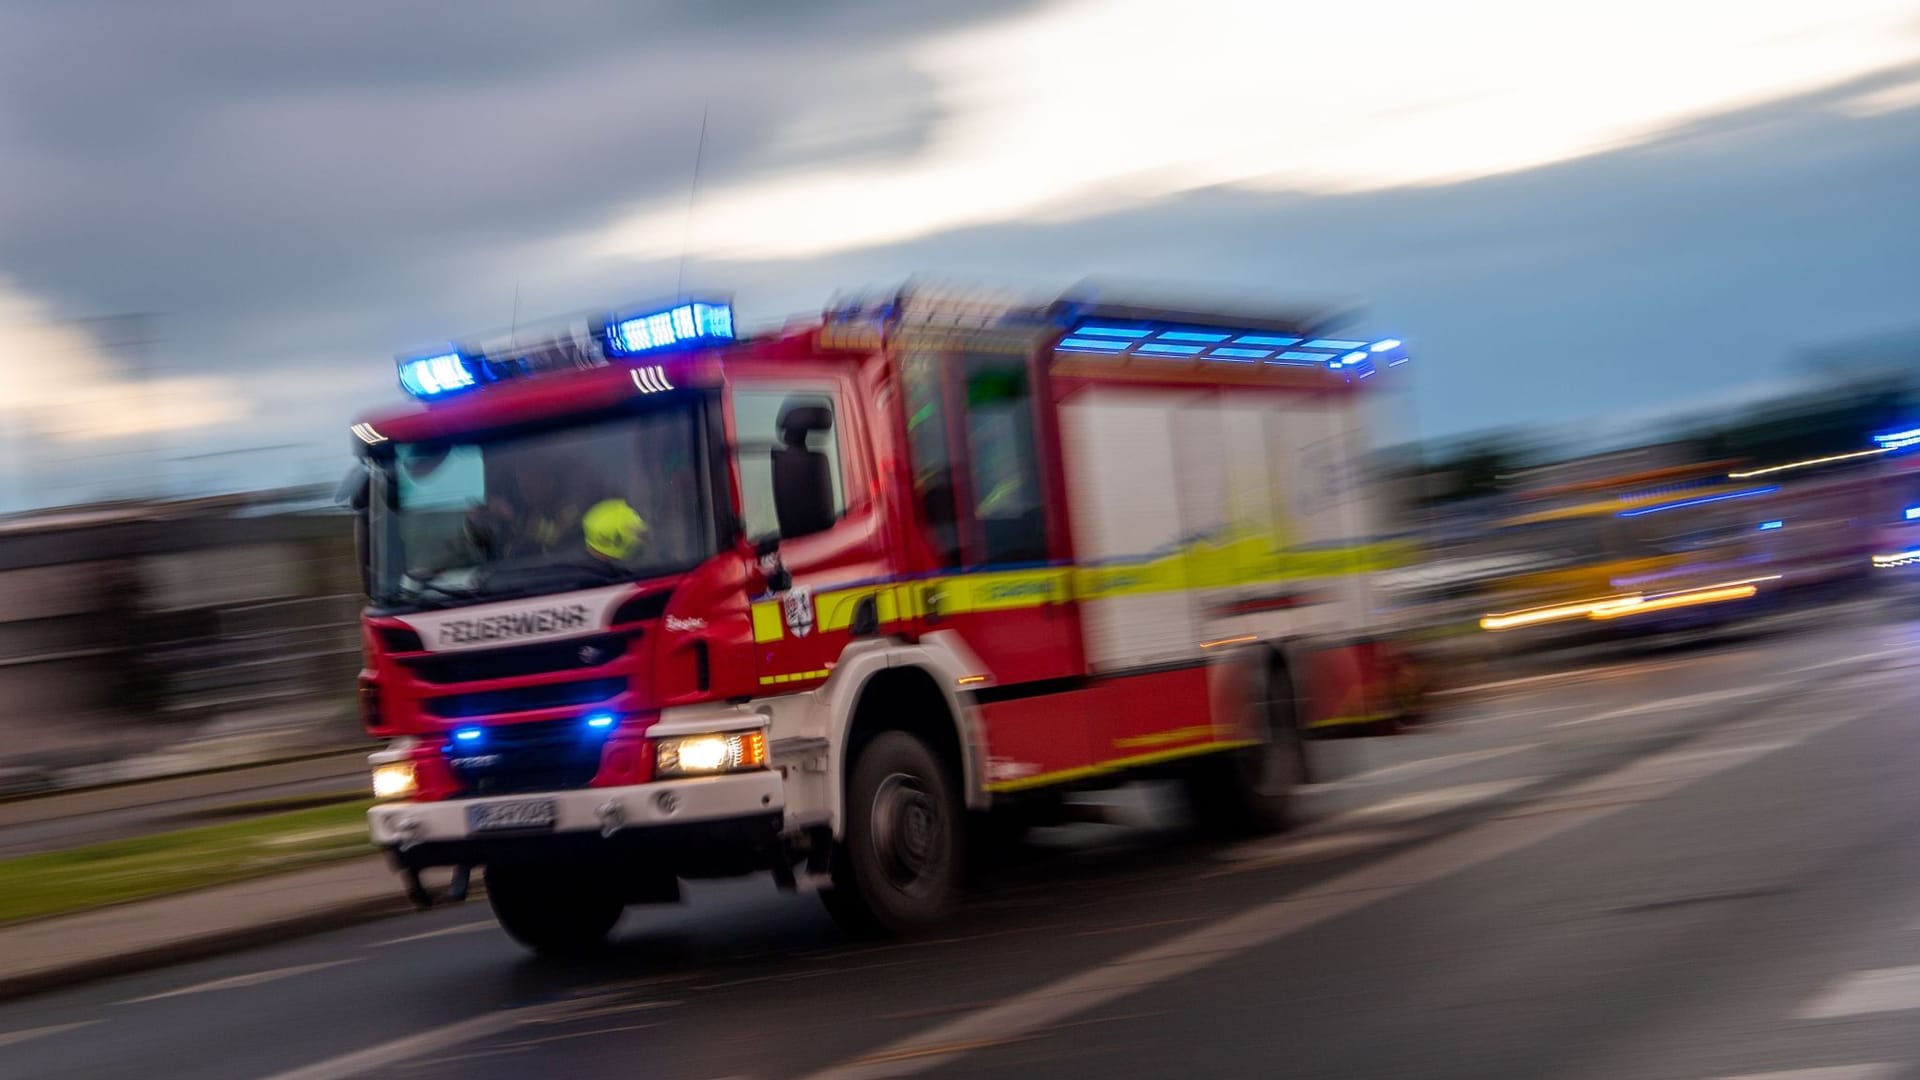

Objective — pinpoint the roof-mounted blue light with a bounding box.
[1874,426,1920,451]
[604,300,734,358]
[398,351,479,399]
[453,727,483,742]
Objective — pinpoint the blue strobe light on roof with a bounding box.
[604,301,735,357]
[397,351,479,399]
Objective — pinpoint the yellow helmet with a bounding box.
[582,499,646,560]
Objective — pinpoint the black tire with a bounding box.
[1183,661,1303,837]
[820,731,963,935]
[485,861,624,958]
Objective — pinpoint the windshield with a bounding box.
[367,402,717,610]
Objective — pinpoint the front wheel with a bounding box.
[1184,662,1304,837]
[820,731,963,936]
[485,861,624,958]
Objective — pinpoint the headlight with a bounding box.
[655,731,768,777]
[372,762,418,799]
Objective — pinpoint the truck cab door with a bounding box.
[897,337,1093,786]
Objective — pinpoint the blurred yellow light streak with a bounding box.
[1728,447,1888,478]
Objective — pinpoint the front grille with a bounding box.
[402,633,630,684]
[445,718,605,795]
[423,677,626,719]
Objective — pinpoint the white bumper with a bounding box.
[368,770,784,849]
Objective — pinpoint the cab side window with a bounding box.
[733,388,846,540]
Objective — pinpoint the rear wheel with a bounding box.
[485,861,624,958]
[1184,661,1303,837]
[820,731,963,935]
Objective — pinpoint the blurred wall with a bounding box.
[0,490,363,774]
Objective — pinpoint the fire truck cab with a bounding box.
[348,287,1416,955]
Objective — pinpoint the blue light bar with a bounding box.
[1875,427,1920,451]
[585,713,616,730]
[1212,348,1271,360]
[1617,486,1778,518]
[1058,337,1129,351]
[605,301,734,357]
[1159,331,1231,343]
[453,727,483,742]
[1234,335,1301,347]
[1073,325,1153,339]
[1137,343,1205,356]
[1278,351,1330,362]
[1370,339,1403,352]
[1759,520,1783,531]
[398,351,478,399]
[1905,507,1920,521]
[1306,338,1367,350]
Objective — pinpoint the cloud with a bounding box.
[594,0,1920,261]
[0,282,246,442]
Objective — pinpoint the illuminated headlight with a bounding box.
[655,731,768,777]
[372,763,418,800]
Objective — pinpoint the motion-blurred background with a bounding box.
[1,1,1916,786]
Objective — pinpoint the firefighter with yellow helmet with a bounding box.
[582,498,647,563]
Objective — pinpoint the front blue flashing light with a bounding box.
[1617,486,1778,518]
[1370,339,1403,352]
[1905,507,1920,521]
[1759,520,1784,531]
[585,713,616,731]
[605,301,734,357]
[453,727,483,742]
[398,351,478,399]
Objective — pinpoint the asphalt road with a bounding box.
[3,603,1918,1080]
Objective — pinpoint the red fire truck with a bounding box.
[346,287,1417,955]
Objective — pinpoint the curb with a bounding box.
[0,880,491,1006]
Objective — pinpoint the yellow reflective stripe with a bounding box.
[746,537,1410,645]
[751,601,784,643]
[984,740,1260,793]
[758,668,831,686]
[1303,712,1394,730]
[1111,723,1216,750]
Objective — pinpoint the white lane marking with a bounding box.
[371,920,493,947]
[1720,1060,1896,1068]
[1785,649,1911,675]
[254,1009,542,1080]
[1798,965,1920,1019]
[1311,745,1534,790]
[1339,779,1535,823]
[0,1020,99,1048]
[797,707,1866,1080]
[1550,686,1776,729]
[120,958,359,1005]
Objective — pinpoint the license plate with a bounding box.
[467,799,557,833]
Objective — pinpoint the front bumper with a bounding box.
[369,770,785,875]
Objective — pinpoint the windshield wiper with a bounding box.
[396,577,482,610]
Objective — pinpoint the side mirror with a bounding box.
[338,467,372,597]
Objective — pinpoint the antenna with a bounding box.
[676,105,710,298]
[509,281,522,352]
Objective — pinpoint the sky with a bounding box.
[0,0,1918,509]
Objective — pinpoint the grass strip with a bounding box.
[0,800,375,926]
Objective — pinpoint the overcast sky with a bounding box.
[1,0,1917,508]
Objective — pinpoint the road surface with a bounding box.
[2,604,1917,1080]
